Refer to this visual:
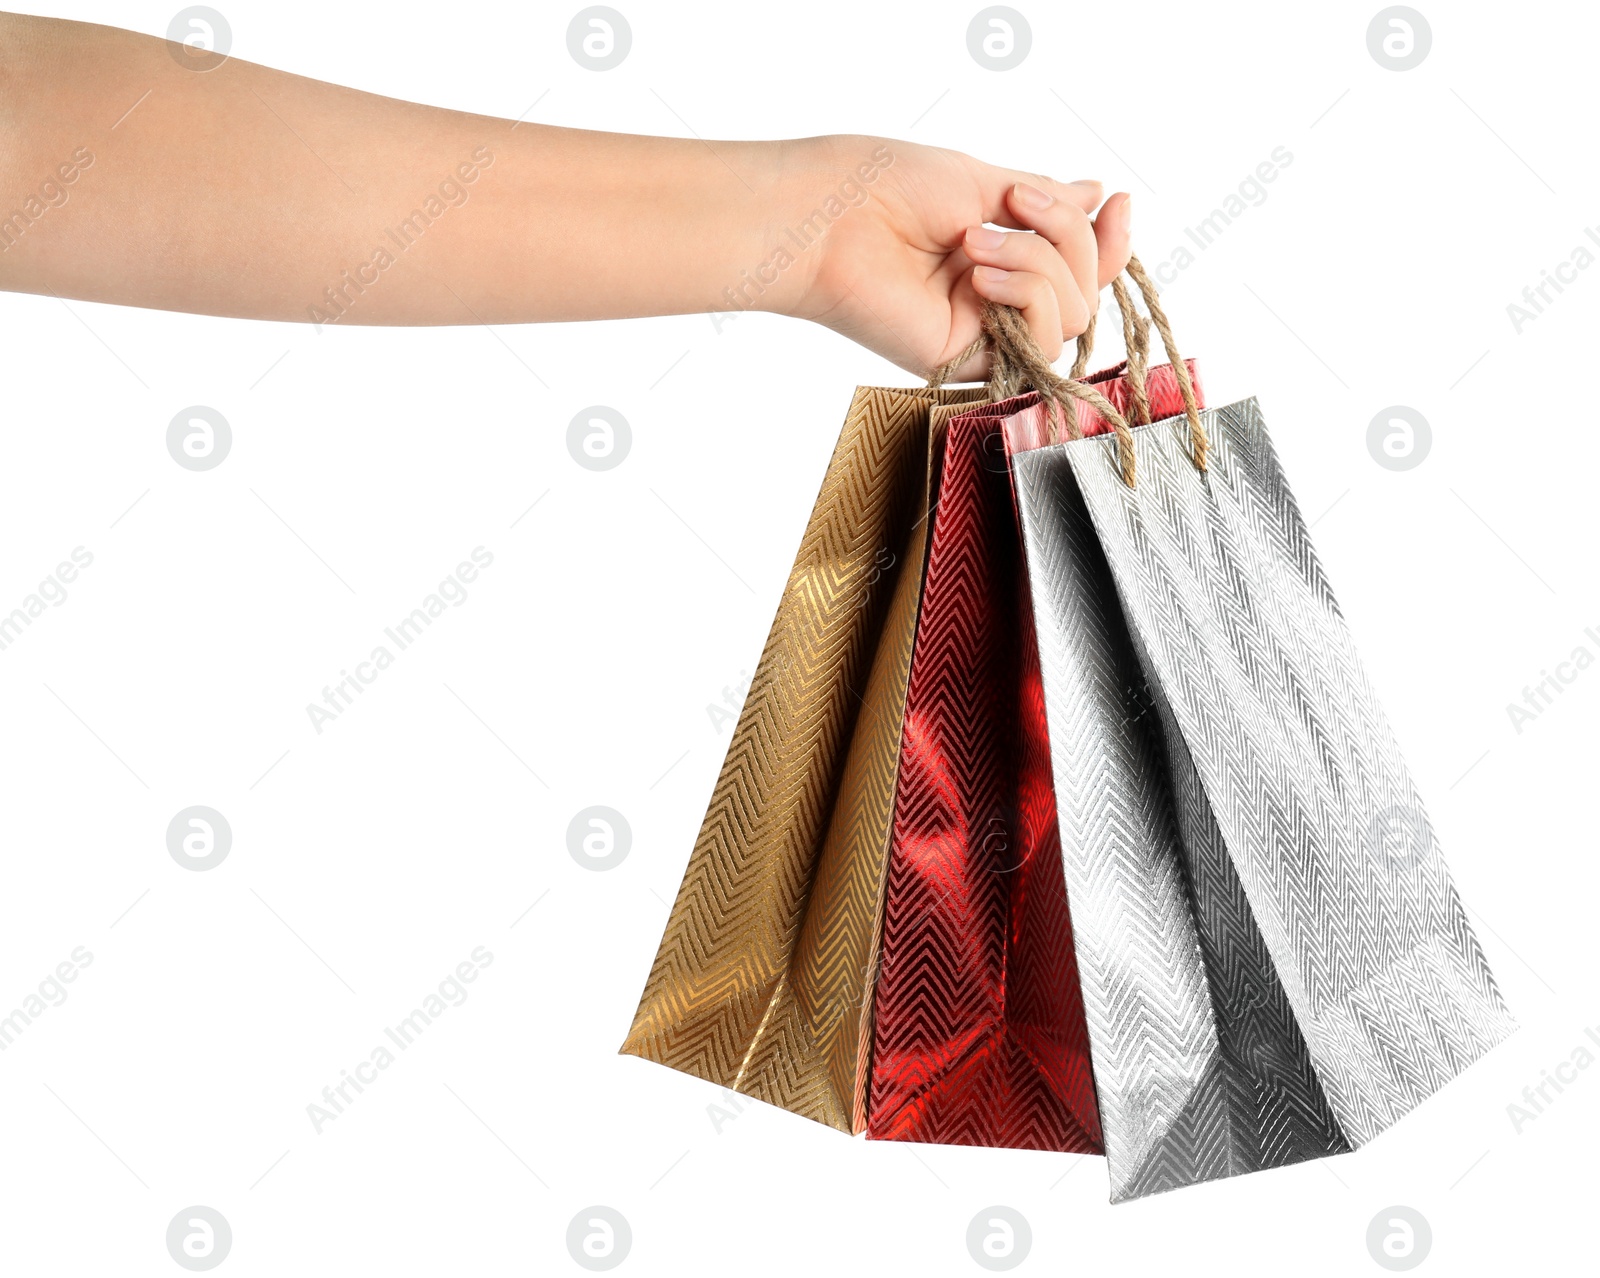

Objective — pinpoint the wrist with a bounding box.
[729,134,897,321]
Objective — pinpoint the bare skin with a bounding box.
[0,12,1132,379]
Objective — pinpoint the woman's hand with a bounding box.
[0,17,1128,373]
[781,134,1132,380]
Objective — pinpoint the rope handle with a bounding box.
[926,253,1206,487]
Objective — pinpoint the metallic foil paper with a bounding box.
[1011,396,1516,1199]
[866,394,1102,1153]
[867,362,1201,1153]
[622,384,984,1132]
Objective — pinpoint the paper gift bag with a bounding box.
[1004,260,1516,1198]
[865,357,1201,1153]
[622,383,984,1133]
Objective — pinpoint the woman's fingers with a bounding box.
[969,265,1065,361]
[1092,191,1133,288]
[1002,182,1101,328]
[950,158,1135,367]
[961,224,1089,338]
[968,161,1105,227]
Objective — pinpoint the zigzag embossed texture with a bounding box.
[866,363,1201,1153]
[1013,398,1515,1198]
[622,385,984,1133]
[1018,438,1350,1199]
[1066,400,1515,1144]
[866,396,1098,1152]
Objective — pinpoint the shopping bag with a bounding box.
[865,355,1202,1153]
[622,383,985,1132]
[1004,260,1516,1199]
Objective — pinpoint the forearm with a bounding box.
[0,13,824,325]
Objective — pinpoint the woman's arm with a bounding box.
[0,12,1130,376]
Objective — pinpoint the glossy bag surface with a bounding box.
[622,384,983,1132]
[1011,396,1516,1198]
[865,363,1200,1152]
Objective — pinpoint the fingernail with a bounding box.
[1069,178,1100,187]
[966,226,1006,250]
[974,265,1010,282]
[1013,181,1053,210]
[1120,196,1133,232]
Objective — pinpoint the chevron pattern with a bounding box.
[622,384,984,1132]
[866,397,1101,1153]
[1120,611,1353,1196]
[1012,397,1516,1198]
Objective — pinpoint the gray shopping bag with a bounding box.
[1009,395,1516,1200]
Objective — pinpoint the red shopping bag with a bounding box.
[864,358,1203,1151]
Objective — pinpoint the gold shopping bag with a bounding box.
[622,384,984,1131]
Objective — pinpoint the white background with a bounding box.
[2,0,1596,1273]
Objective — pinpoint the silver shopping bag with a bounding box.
[1008,393,1516,1200]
